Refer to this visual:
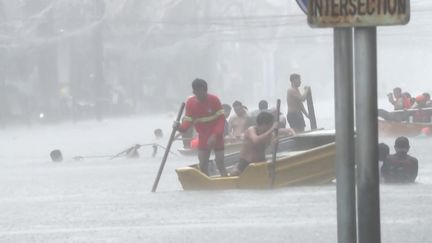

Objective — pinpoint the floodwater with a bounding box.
[0,110,431,242]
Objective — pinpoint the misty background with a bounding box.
[1,0,431,127]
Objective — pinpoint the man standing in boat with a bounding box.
[174,78,228,177]
[286,73,310,132]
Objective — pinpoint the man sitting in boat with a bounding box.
[379,89,413,122]
[411,95,432,123]
[229,100,250,139]
[249,100,269,126]
[387,87,404,110]
[174,78,228,176]
[232,112,295,175]
[381,136,418,184]
[250,100,286,128]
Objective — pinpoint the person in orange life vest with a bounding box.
[413,95,431,123]
[381,136,418,184]
[174,79,227,176]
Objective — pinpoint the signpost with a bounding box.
[303,1,411,243]
[308,0,410,27]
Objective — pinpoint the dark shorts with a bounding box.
[237,158,251,173]
[287,111,305,131]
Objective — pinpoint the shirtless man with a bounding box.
[381,136,418,183]
[234,112,295,174]
[387,87,404,110]
[229,100,250,138]
[286,73,310,132]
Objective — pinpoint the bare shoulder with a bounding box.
[244,126,255,137]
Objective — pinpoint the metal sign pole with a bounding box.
[354,26,381,243]
[334,27,357,243]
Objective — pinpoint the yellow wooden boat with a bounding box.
[175,130,336,190]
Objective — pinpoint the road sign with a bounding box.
[308,0,410,28]
[296,0,308,14]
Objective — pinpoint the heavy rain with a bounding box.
[1,0,431,242]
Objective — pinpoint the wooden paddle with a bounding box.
[306,87,317,130]
[270,99,281,188]
[151,102,186,192]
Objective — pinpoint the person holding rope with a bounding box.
[174,78,228,177]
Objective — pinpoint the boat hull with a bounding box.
[378,119,432,137]
[176,142,336,190]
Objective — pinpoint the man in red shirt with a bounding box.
[175,79,228,176]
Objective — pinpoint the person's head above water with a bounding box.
[154,129,163,139]
[394,136,410,154]
[378,143,390,161]
[50,149,63,162]
[192,78,208,101]
[258,100,268,110]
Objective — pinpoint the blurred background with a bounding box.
[0,0,431,127]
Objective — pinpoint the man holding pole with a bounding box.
[174,78,228,177]
[286,73,310,132]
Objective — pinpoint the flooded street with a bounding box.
[1,0,431,242]
[1,114,431,242]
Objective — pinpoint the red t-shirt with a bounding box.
[179,94,225,136]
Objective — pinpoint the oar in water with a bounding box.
[270,99,281,188]
[151,102,186,192]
